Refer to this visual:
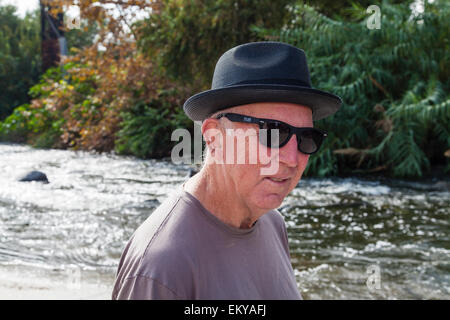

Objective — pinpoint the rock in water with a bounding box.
[143,199,161,208]
[18,171,49,183]
[187,168,198,178]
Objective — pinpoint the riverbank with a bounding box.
[334,164,450,190]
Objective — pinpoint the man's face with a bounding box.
[212,102,313,212]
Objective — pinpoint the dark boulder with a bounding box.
[143,199,160,206]
[18,171,49,183]
[187,168,198,178]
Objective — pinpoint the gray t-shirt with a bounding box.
[112,186,302,300]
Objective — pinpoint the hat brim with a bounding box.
[183,84,342,121]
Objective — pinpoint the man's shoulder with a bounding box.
[141,194,197,251]
[131,190,183,251]
[113,188,199,298]
[119,188,202,273]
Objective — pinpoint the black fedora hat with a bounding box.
[183,41,342,121]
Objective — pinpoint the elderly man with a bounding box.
[112,41,342,300]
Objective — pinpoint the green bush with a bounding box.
[0,105,32,142]
[256,0,450,178]
[0,66,66,146]
[137,0,295,90]
[115,93,192,159]
[0,5,41,120]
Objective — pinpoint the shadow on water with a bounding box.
[0,143,448,299]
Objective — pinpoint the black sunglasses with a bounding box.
[216,113,327,155]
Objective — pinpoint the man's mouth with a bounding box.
[264,177,290,184]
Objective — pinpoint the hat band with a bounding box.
[219,78,311,88]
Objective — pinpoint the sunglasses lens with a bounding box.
[298,129,324,154]
[257,119,326,154]
[259,121,291,147]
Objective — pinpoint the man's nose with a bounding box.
[278,134,300,167]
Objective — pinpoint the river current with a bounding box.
[0,143,448,299]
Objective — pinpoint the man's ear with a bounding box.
[202,118,223,151]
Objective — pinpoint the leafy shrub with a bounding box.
[0,6,41,120]
[256,0,450,178]
[115,99,191,159]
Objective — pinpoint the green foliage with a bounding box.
[0,5,41,120]
[136,0,295,90]
[0,105,33,142]
[0,65,67,147]
[115,94,192,159]
[64,21,99,53]
[0,102,64,147]
[0,3,101,122]
[256,0,450,178]
[2,0,448,179]
[306,0,414,20]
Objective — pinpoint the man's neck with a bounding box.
[183,166,261,229]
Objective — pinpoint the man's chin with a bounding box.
[254,193,286,211]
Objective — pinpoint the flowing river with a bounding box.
[0,143,448,299]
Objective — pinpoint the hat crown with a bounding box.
[211,41,312,89]
[183,41,342,122]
